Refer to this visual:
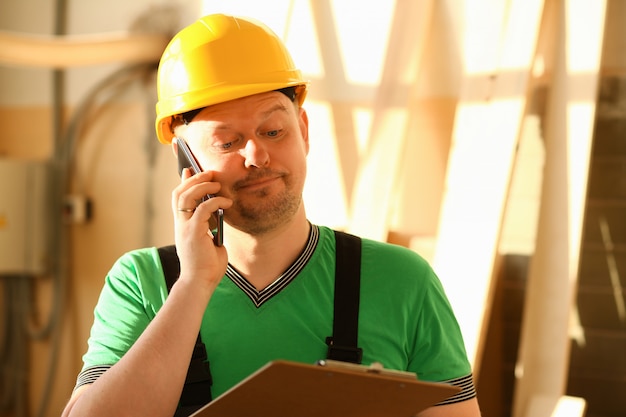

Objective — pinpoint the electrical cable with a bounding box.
[9,0,72,415]
[0,275,30,417]
[63,62,158,195]
[141,71,160,246]
[28,62,157,417]
[0,276,16,411]
[0,2,69,416]
[26,0,70,415]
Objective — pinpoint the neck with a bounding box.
[223,208,310,290]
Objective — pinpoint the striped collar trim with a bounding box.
[225,224,320,307]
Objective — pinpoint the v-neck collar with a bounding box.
[225,225,320,307]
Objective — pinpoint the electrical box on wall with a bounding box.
[0,158,51,275]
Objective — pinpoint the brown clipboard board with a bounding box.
[190,360,461,417]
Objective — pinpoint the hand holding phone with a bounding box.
[174,137,224,246]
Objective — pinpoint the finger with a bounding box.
[180,167,193,180]
[177,207,196,214]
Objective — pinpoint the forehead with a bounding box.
[194,91,295,123]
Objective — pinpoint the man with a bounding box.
[62,13,481,417]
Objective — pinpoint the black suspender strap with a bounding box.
[159,245,180,292]
[157,245,213,417]
[325,230,363,364]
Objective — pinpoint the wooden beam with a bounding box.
[512,1,607,416]
[524,395,587,417]
[346,0,435,241]
[431,0,545,374]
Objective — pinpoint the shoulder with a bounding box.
[316,226,438,288]
[107,247,166,284]
[81,248,168,374]
[103,247,168,304]
[110,246,162,273]
[360,236,435,283]
[316,226,433,274]
[361,236,428,264]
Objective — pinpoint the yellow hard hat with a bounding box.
[155,13,308,144]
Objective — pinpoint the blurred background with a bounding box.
[0,0,624,416]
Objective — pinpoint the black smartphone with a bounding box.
[174,137,224,246]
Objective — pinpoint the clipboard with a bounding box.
[190,360,461,417]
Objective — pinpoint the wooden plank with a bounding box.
[524,395,587,417]
[511,1,607,416]
[346,0,435,241]
[431,0,545,374]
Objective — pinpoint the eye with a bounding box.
[264,129,283,139]
[219,142,233,149]
[212,136,242,152]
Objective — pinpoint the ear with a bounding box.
[298,107,310,155]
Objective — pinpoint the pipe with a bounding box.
[0,31,169,68]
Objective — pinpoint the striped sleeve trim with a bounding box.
[74,365,112,391]
[435,373,477,406]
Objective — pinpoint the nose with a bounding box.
[240,138,270,168]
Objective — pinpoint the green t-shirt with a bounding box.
[78,225,475,403]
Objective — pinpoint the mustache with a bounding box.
[232,169,285,190]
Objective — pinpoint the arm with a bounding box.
[62,270,218,417]
[62,170,232,417]
[400,255,481,416]
[418,398,482,417]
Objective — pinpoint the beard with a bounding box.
[227,169,303,235]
